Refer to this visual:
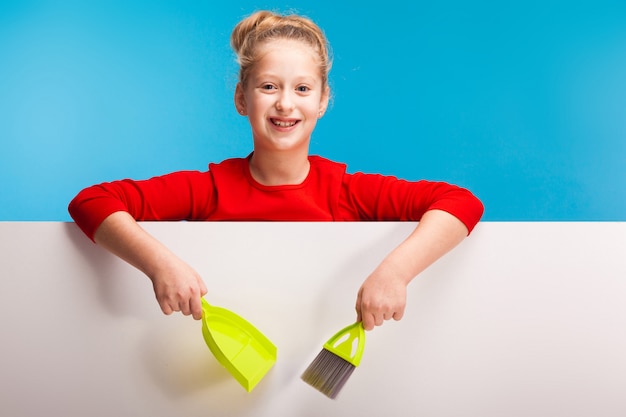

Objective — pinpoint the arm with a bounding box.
[68,170,215,319]
[68,170,215,241]
[355,209,469,330]
[94,211,207,320]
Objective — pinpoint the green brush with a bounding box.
[301,322,366,399]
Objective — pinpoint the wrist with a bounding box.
[375,257,414,286]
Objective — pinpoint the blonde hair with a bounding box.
[231,11,332,89]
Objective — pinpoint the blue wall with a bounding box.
[1,0,624,220]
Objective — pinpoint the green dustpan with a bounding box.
[200,298,277,392]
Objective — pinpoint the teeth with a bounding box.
[272,119,296,127]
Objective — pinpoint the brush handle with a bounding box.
[323,322,366,366]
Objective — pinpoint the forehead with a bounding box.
[254,39,321,73]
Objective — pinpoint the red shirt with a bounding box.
[68,155,484,241]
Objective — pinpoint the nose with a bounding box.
[275,90,295,113]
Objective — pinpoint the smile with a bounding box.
[271,118,298,128]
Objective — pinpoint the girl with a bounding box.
[69,11,484,331]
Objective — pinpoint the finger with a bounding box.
[199,281,208,297]
[355,290,363,323]
[190,296,203,320]
[160,301,174,315]
[362,314,375,331]
[179,299,192,316]
[154,287,174,315]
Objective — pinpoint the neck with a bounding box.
[248,149,310,186]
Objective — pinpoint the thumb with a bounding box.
[355,288,363,323]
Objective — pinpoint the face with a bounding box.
[235,39,329,154]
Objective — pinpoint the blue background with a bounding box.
[1,0,624,221]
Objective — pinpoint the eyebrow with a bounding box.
[253,73,319,84]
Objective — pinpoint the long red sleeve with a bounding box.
[68,156,483,241]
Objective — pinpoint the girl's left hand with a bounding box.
[354,210,471,331]
[355,265,407,331]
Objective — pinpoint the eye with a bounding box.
[296,85,310,93]
[261,84,277,91]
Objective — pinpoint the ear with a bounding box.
[318,86,330,118]
[234,82,247,116]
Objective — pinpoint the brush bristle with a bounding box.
[301,348,356,399]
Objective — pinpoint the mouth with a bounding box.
[270,118,299,128]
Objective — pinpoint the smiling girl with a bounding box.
[69,11,483,331]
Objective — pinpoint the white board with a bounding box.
[1,222,625,416]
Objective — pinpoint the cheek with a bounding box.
[305,99,324,117]
[248,95,273,113]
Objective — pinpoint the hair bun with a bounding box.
[231,11,277,58]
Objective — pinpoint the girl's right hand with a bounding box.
[149,258,208,320]
[93,211,208,321]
